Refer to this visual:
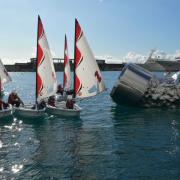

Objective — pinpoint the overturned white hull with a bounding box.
[110,63,154,106]
[14,105,45,118]
[46,101,81,117]
[0,106,12,119]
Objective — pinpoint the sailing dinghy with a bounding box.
[47,19,105,116]
[47,34,81,116]
[14,16,57,118]
[56,35,72,102]
[0,58,12,96]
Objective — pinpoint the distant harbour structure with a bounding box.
[140,49,180,72]
[3,51,180,72]
[5,57,124,72]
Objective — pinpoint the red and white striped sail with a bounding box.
[63,35,71,90]
[74,19,105,98]
[0,59,12,85]
[36,16,57,102]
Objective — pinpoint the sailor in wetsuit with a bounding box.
[8,91,24,107]
[57,84,74,96]
[56,84,64,95]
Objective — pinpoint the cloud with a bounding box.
[1,57,28,65]
[174,50,180,59]
[96,49,180,64]
[148,49,179,61]
[96,52,146,64]
[150,50,170,60]
[122,52,146,64]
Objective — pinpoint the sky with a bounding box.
[0,0,180,64]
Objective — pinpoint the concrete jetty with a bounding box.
[4,57,180,72]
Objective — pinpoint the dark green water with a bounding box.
[0,72,179,179]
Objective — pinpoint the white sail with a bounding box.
[64,35,71,90]
[36,16,57,102]
[0,59,12,85]
[74,19,105,98]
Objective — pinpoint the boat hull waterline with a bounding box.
[14,105,46,118]
[46,102,81,117]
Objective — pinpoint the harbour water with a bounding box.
[0,72,179,179]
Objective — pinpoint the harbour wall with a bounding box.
[4,61,180,72]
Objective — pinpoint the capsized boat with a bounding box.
[110,63,154,106]
[110,63,180,108]
[14,15,57,118]
[47,19,106,116]
[0,105,12,119]
[0,58,12,96]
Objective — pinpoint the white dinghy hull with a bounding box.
[46,102,81,117]
[0,106,12,119]
[14,105,45,118]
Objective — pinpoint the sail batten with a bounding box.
[74,19,105,98]
[36,16,57,102]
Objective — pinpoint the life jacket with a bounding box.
[48,97,55,107]
[38,101,46,109]
[8,93,16,105]
[8,93,21,107]
[66,99,74,109]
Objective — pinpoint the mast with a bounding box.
[63,34,67,88]
[36,15,40,103]
[73,19,77,98]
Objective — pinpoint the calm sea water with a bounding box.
[0,72,179,179]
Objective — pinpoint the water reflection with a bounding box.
[0,117,39,179]
[169,119,179,156]
[30,116,83,179]
[111,105,180,178]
